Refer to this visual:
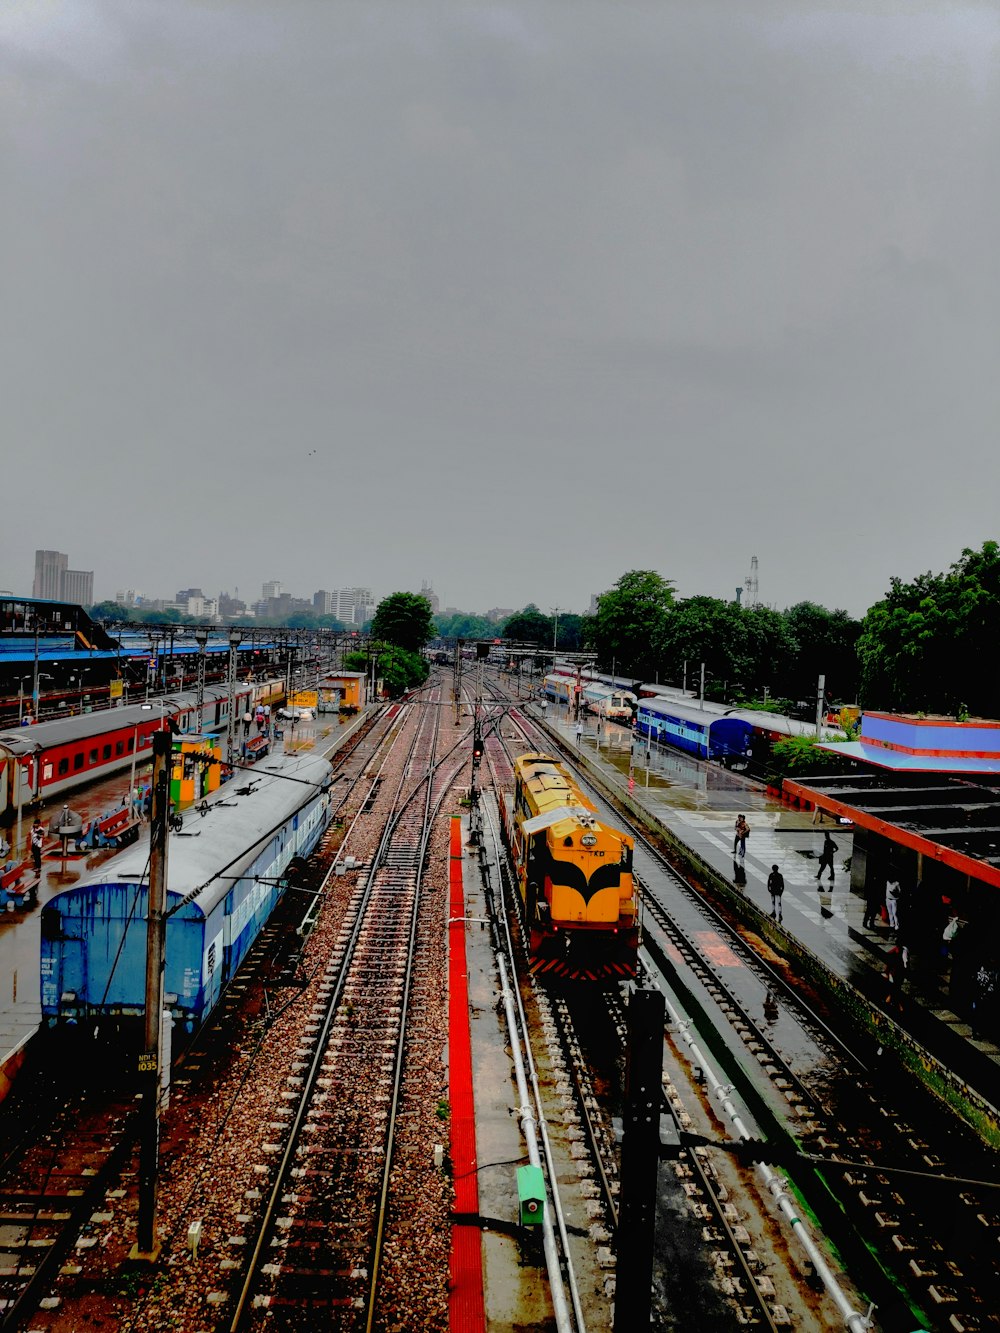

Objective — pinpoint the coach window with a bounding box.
[58,757,69,776]
[103,744,112,760]
[74,753,84,771]
[89,749,98,765]
[127,737,134,753]
[116,741,124,756]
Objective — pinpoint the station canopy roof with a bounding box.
[783,772,1000,890]
[818,740,1000,776]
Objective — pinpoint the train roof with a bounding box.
[0,684,247,756]
[636,696,752,728]
[49,750,332,919]
[727,709,843,740]
[637,690,842,740]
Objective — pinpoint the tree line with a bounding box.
[90,538,1000,714]
[489,540,1000,718]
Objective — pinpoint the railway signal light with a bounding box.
[517,1165,545,1226]
[472,729,484,761]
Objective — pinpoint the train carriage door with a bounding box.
[222,890,234,984]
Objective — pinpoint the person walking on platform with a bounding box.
[242,710,253,738]
[885,874,901,932]
[30,819,44,874]
[863,878,884,930]
[971,957,998,1041]
[884,944,906,1013]
[734,815,750,859]
[767,865,785,921]
[815,831,838,881]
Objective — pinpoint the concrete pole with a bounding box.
[816,673,826,739]
[134,731,172,1260]
[699,661,705,709]
[195,630,208,731]
[32,626,39,716]
[614,987,665,1332]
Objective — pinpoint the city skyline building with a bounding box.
[33,549,93,605]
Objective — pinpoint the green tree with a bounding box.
[502,604,553,645]
[433,613,495,641]
[657,597,795,700]
[370,592,435,654]
[556,613,584,651]
[89,601,130,622]
[585,571,675,678]
[344,643,429,697]
[858,541,1000,715]
[766,735,853,786]
[780,602,861,704]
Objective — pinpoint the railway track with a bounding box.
[486,682,1000,1331]
[228,687,470,1329]
[0,702,417,1330]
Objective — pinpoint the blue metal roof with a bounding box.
[817,740,1000,775]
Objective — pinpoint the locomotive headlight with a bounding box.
[581,833,597,847]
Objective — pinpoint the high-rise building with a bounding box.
[314,589,334,615]
[33,550,68,600]
[33,550,93,605]
[262,579,282,600]
[325,586,375,625]
[420,581,440,614]
[218,592,246,619]
[62,569,94,605]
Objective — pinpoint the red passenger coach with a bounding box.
[0,683,253,817]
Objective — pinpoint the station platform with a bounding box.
[529,702,1000,1140]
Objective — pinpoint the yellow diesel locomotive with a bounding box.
[500,752,640,980]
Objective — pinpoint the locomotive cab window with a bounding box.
[73,753,84,771]
[58,757,69,775]
[103,745,112,760]
[89,749,98,764]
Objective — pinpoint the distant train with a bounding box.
[40,751,333,1044]
[542,665,844,770]
[499,751,639,981]
[634,696,753,767]
[0,684,258,820]
[579,681,637,721]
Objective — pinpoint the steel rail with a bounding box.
[478,782,588,1333]
[227,698,435,1330]
[362,689,444,1331]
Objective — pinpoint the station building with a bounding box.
[785,711,1000,1011]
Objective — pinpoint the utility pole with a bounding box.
[225,628,240,765]
[454,639,464,725]
[194,628,208,731]
[32,625,40,717]
[133,730,172,1261]
[469,644,486,811]
[699,661,705,710]
[551,607,560,659]
[815,673,826,739]
[614,987,665,1332]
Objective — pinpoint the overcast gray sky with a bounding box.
[2,1,997,617]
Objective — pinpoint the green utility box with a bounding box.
[517,1165,546,1226]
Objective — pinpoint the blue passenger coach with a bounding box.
[634,698,753,766]
[40,751,332,1040]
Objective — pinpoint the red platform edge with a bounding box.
[448,816,486,1331]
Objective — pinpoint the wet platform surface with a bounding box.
[530,701,1000,1112]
